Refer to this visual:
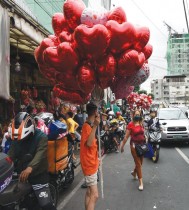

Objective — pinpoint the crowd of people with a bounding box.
[0,101,160,210]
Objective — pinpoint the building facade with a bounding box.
[151,75,189,106]
[167,33,189,76]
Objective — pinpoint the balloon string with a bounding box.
[12,101,15,117]
[98,124,104,199]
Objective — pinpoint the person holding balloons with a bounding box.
[80,102,100,210]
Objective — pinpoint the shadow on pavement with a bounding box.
[160,141,189,148]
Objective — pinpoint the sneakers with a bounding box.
[115,149,119,153]
[138,185,144,191]
[131,171,137,180]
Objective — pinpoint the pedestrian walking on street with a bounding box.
[121,109,146,191]
[80,102,100,210]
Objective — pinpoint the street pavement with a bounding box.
[58,142,189,210]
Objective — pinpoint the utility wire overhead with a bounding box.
[149,63,167,71]
[130,0,168,39]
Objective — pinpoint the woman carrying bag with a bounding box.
[121,109,146,191]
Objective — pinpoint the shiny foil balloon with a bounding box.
[38,64,57,85]
[77,64,96,94]
[108,7,127,24]
[55,72,81,92]
[52,13,69,36]
[96,54,117,89]
[57,42,79,71]
[117,49,145,77]
[74,24,110,60]
[114,86,134,99]
[106,20,136,54]
[34,38,56,65]
[134,27,150,51]
[53,85,90,104]
[48,35,60,46]
[58,31,72,43]
[63,0,86,30]
[81,7,108,27]
[43,42,79,73]
[126,62,150,86]
[111,76,128,94]
[142,44,153,60]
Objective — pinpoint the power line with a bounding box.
[130,0,168,39]
[149,63,167,71]
[34,0,52,17]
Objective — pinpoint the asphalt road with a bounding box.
[58,142,189,210]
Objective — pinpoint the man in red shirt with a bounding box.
[80,102,100,210]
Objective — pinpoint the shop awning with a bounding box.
[10,13,49,54]
[1,0,50,55]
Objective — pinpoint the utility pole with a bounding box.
[183,0,189,33]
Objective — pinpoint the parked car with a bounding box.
[158,108,189,143]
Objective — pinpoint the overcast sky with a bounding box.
[110,0,189,93]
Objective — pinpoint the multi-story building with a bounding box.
[151,79,163,101]
[167,33,189,76]
[151,75,189,106]
[151,33,189,106]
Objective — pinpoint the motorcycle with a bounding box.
[49,134,75,192]
[100,123,123,153]
[36,113,76,192]
[0,153,57,210]
[146,127,161,163]
[118,121,126,141]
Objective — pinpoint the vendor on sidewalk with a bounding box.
[80,102,100,210]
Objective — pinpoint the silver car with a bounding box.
[158,108,189,143]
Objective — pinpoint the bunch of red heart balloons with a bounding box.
[127,92,153,110]
[34,0,153,104]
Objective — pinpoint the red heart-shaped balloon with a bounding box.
[52,13,69,36]
[126,62,150,86]
[77,63,96,94]
[142,44,153,60]
[108,7,127,24]
[55,72,81,92]
[134,27,150,51]
[57,42,79,70]
[43,42,79,73]
[117,49,145,77]
[34,38,56,65]
[43,47,62,68]
[74,24,110,60]
[53,85,90,104]
[38,64,57,85]
[106,20,136,54]
[48,35,60,46]
[59,31,72,43]
[63,0,86,30]
[96,54,117,89]
[114,85,134,99]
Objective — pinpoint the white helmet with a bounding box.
[9,112,35,141]
[108,111,115,116]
